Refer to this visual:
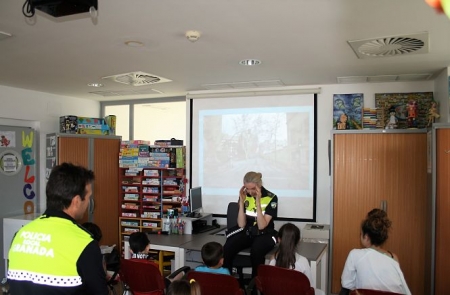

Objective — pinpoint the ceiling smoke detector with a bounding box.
[186,30,201,42]
[348,32,429,59]
[102,71,172,87]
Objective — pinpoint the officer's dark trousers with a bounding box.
[223,229,276,278]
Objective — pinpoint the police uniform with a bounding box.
[223,186,278,278]
[7,209,108,295]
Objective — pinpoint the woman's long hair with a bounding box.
[275,223,300,270]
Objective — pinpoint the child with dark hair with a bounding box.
[82,222,103,242]
[195,242,230,275]
[167,279,201,295]
[269,223,312,281]
[129,231,152,259]
[269,223,325,295]
[128,232,185,283]
[340,209,411,295]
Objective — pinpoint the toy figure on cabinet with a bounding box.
[336,113,350,130]
[406,100,418,128]
[427,101,440,127]
[386,106,398,129]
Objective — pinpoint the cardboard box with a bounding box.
[60,116,78,134]
[77,128,109,135]
[104,115,116,135]
[77,117,105,125]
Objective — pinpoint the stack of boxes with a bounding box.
[119,140,185,168]
[119,140,150,168]
[363,108,378,129]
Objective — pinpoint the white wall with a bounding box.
[433,68,449,123]
[0,85,100,212]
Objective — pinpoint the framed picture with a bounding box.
[375,92,434,129]
[333,93,363,130]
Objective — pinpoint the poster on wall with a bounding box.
[333,93,363,130]
[375,92,434,129]
[0,131,16,147]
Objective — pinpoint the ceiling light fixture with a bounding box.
[124,40,144,47]
[87,83,103,87]
[239,59,261,66]
[185,30,201,42]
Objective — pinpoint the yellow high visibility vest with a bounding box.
[8,215,92,287]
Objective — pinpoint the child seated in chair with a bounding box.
[195,241,230,275]
[129,232,185,282]
[167,279,201,295]
[269,223,325,295]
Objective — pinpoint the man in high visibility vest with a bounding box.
[7,163,108,295]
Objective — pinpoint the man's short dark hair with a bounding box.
[129,232,150,254]
[201,241,223,267]
[46,163,95,210]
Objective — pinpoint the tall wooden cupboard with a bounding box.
[46,133,121,247]
[330,130,429,295]
[431,124,450,294]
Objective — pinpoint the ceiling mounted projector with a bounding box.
[31,0,98,17]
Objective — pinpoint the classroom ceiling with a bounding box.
[1,0,450,102]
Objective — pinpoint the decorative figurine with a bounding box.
[336,112,349,130]
[427,101,441,127]
[406,100,418,128]
[386,106,398,129]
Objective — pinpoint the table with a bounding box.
[146,228,328,292]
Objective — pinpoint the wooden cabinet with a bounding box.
[330,131,429,295]
[46,133,121,247]
[432,125,450,294]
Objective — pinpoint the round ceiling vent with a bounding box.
[358,37,424,57]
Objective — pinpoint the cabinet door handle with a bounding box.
[380,200,387,213]
[445,149,450,154]
[90,197,95,214]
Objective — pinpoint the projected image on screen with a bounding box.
[190,94,316,220]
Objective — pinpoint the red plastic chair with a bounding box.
[119,259,166,295]
[350,289,404,295]
[186,271,244,295]
[255,264,315,295]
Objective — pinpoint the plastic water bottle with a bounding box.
[163,216,171,233]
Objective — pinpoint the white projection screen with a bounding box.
[188,92,317,221]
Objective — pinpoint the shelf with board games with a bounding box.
[118,140,187,253]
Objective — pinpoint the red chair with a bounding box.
[186,271,244,295]
[119,258,189,295]
[350,289,404,295]
[255,264,315,295]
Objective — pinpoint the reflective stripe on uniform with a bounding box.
[8,269,82,287]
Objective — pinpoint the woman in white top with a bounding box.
[340,209,411,295]
[269,223,325,295]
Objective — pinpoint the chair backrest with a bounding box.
[119,258,166,295]
[105,246,120,272]
[256,264,315,295]
[350,289,404,295]
[227,202,239,229]
[187,271,243,295]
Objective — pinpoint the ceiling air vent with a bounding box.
[348,32,428,59]
[102,71,171,87]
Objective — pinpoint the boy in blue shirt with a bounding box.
[195,241,230,275]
